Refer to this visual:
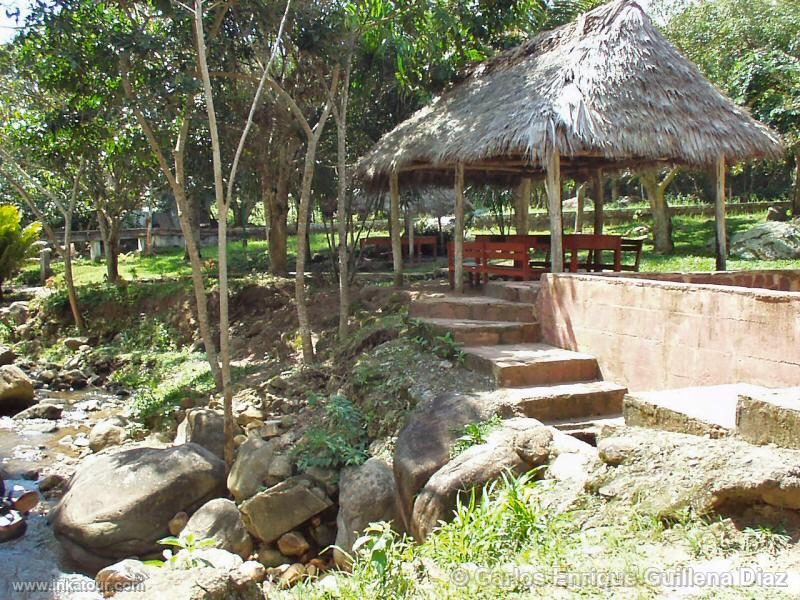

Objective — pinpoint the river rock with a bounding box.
[183,498,253,559]
[227,435,276,502]
[113,566,261,600]
[88,419,126,452]
[175,408,226,459]
[730,220,800,260]
[14,402,62,420]
[63,337,89,351]
[276,531,309,557]
[7,301,28,324]
[169,511,189,536]
[60,369,88,389]
[0,365,35,409]
[334,457,396,564]
[239,476,332,544]
[411,418,550,540]
[96,559,150,595]
[49,443,226,570]
[0,344,15,366]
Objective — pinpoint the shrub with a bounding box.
[0,205,41,299]
[292,393,368,471]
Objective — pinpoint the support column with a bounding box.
[390,171,403,287]
[545,152,563,273]
[454,163,465,294]
[406,209,415,264]
[515,178,531,234]
[592,170,604,235]
[574,183,585,233]
[715,156,727,271]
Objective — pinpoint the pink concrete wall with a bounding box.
[597,270,800,292]
[538,273,800,392]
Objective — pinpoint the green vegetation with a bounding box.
[292,393,369,472]
[146,533,219,570]
[0,204,41,298]
[450,415,503,458]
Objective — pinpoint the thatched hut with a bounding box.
[356,0,783,289]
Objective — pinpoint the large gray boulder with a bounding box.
[50,443,226,571]
[0,364,34,410]
[183,498,253,559]
[334,458,396,563]
[730,220,800,260]
[411,418,551,540]
[227,435,276,502]
[175,408,227,459]
[239,476,332,544]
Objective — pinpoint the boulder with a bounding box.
[49,443,225,570]
[113,566,261,600]
[276,531,309,557]
[175,408,226,459]
[96,559,150,595]
[730,220,800,260]
[411,418,549,540]
[14,402,62,420]
[227,436,276,502]
[589,426,800,519]
[88,419,126,452]
[7,301,28,324]
[0,344,15,366]
[0,365,34,410]
[183,498,253,559]
[169,512,189,536]
[334,457,396,563]
[63,337,89,351]
[239,476,332,544]
[60,369,88,389]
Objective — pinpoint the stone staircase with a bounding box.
[409,281,627,424]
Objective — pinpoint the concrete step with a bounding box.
[409,295,537,323]
[463,343,599,387]
[484,281,541,304]
[737,387,800,449]
[492,380,627,422]
[623,383,766,438]
[416,318,540,346]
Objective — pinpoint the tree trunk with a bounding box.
[269,148,290,276]
[145,212,154,256]
[97,212,121,284]
[793,152,800,218]
[63,212,86,333]
[335,59,351,342]
[574,183,585,233]
[641,173,674,254]
[389,171,403,288]
[515,178,531,234]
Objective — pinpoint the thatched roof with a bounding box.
[357,0,783,190]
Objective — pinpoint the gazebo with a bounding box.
[356,0,782,292]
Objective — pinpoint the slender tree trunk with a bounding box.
[145,212,154,256]
[641,172,674,253]
[63,212,85,333]
[269,147,290,276]
[335,48,352,342]
[793,152,800,218]
[574,183,585,233]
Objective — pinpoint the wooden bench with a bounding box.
[448,240,534,287]
[592,238,644,272]
[563,234,623,273]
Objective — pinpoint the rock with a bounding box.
[233,561,266,585]
[276,531,309,557]
[411,418,546,540]
[278,563,305,589]
[7,301,28,324]
[88,420,126,452]
[257,546,291,568]
[178,547,243,570]
[61,369,88,389]
[597,437,638,466]
[95,559,149,595]
[334,457,396,564]
[38,369,57,384]
[513,426,553,464]
[63,337,89,351]
[175,408,227,460]
[113,566,261,600]
[766,206,790,222]
[227,436,276,502]
[730,220,800,260]
[49,443,226,571]
[239,476,333,544]
[183,498,253,559]
[0,365,35,409]
[14,402,62,420]
[589,426,800,519]
[0,344,15,366]
[260,420,282,438]
[236,406,266,427]
[169,512,190,536]
[38,473,68,493]
[267,454,292,480]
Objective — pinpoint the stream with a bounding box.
[0,387,124,600]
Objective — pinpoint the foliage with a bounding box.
[0,204,41,295]
[145,533,219,570]
[449,415,502,458]
[410,320,465,363]
[292,393,369,471]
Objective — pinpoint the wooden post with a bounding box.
[545,151,563,273]
[390,170,403,287]
[406,208,415,264]
[715,156,727,271]
[574,183,585,233]
[592,170,604,235]
[454,163,465,293]
[515,178,531,234]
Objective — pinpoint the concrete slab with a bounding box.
[463,343,599,387]
[484,281,541,304]
[489,380,627,422]
[624,383,766,438]
[416,318,540,345]
[409,296,536,322]
[737,387,800,449]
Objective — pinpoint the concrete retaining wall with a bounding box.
[538,272,800,392]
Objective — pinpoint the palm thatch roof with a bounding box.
[356,0,783,190]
